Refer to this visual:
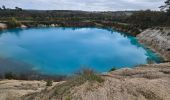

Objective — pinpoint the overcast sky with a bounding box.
[0,0,165,11]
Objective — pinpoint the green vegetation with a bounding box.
[126,10,168,29]
[160,0,170,14]
[0,0,170,35]
[7,17,21,28]
[125,0,170,29]
[0,69,103,84]
[54,69,104,98]
[109,67,117,72]
[0,6,141,36]
[4,72,17,79]
[0,72,66,82]
[75,68,104,83]
[46,80,53,86]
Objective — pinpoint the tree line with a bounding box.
[0,0,169,35]
[125,0,170,29]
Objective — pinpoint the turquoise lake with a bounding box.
[0,27,162,75]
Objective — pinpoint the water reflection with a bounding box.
[0,57,35,74]
[0,27,162,75]
[0,28,24,37]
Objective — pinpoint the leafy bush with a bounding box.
[109,67,117,72]
[4,72,17,79]
[7,17,21,28]
[46,80,53,86]
[54,68,104,97]
[75,68,104,83]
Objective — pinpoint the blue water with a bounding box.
[0,27,162,75]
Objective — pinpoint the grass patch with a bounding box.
[54,68,104,98]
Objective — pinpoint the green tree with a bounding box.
[15,7,22,11]
[160,0,170,15]
[2,5,6,10]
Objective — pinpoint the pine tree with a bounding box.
[160,0,170,15]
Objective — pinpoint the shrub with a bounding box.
[7,17,21,28]
[46,80,53,86]
[109,67,117,72]
[4,72,17,79]
[76,68,104,83]
[54,68,104,97]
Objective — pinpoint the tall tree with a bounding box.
[160,0,170,15]
[2,5,6,10]
[15,6,22,11]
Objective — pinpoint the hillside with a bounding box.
[137,27,170,61]
[0,63,169,100]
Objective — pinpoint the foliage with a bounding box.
[7,17,21,28]
[160,0,170,14]
[0,1,170,33]
[0,71,66,81]
[126,10,168,29]
[54,68,104,97]
[46,80,53,86]
[109,67,117,72]
[2,5,6,10]
[15,7,22,11]
[74,68,104,84]
[4,72,17,79]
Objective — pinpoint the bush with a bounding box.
[54,68,104,97]
[75,68,104,83]
[7,17,21,28]
[109,67,117,72]
[4,72,17,79]
[46,80,53,86]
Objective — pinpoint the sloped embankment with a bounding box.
[0,80,61,100]
[0,23,7,30]
[137,28,170,61]
[20,63,170,100]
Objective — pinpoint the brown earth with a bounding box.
[0,63,169,100]
[137,28,170,61]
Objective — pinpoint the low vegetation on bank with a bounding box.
[18,63,170,100]
[0,0,170,36]
[0,72,66,82]
[7,17,22,28]
[0,68,104,84]
[21,68,104,100]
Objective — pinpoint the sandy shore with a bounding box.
[0,80,61,100]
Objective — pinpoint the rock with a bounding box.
[137,28,170,61]
[0,23,7,30]
[20,25,27,28]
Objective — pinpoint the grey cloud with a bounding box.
[0,0,165,11]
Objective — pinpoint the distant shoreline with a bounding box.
[0,20,140,36]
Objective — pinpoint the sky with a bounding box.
[0,0,165,11]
